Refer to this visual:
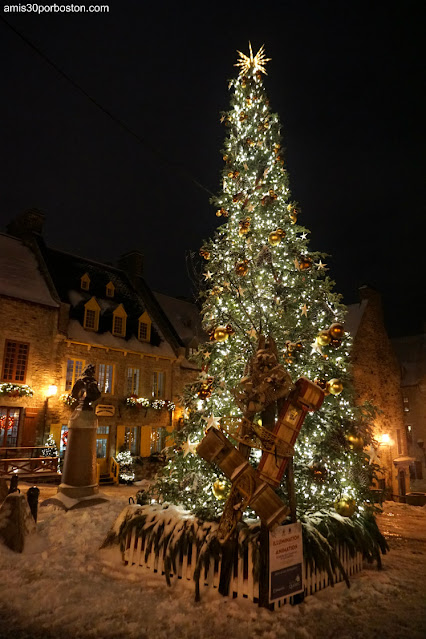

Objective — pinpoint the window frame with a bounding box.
[65,358,85,392]
[1,339,30,383]
[138,311,151,343]
[151,371,165,399]
[97,363,114,394]
[112,304,127,337]
[83,297,100,331]
[126,367,140,396]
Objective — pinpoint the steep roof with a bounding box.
[154,292,205,345]
[345,299,368,338]
[37,244,179,357]
[0,233,59,308]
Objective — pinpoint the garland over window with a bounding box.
[0,383,34,397]
[125,395,175,412]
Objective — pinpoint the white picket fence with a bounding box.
[122,525,363,608]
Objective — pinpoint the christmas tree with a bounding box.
[41,433,58,458]
[153,44,386,562]
[116,449,135,483]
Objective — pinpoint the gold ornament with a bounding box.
[327,378,344,395]
[268,231,281,246]
[310,464,328,483]
[199,247,210,260]
[216,208,229,217]
[299,257,312,271]
[213,327,229,342]
[314,378,329,395]
[316,330,332,346]
[233,192,244,203]
[235,259,249,276]
[347,434,364,452]
[239,112,247,122]
[334,497,356,517]
[329,323,345,340]
[212,480,228,500]
[269,190,277,200]
[239,217,251,235]
[198,377,214,399]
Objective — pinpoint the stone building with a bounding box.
[346,286,411,500]
[392,329,426,492]
[1,210,199,481]
[0,229,60,450]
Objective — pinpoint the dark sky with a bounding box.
[1,0,425,336]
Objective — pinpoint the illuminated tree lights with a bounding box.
[152,45,386,559]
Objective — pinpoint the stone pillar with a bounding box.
[58,409,99,499]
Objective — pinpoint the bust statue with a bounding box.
[70,364,101,411]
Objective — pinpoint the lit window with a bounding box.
[150,428,164,454]
[1,340,29,383]
[127,367,140,395]
[83,297,100,331]
[65,359,85,391]
[106,282,115,298]
[81,273,90,290]
[0,407,21,447]
[113,315,123,335]
[112,304,127,337]
[152,371,165,398]
[98,364,114,394]
[125,426,140,455]
[138,311,151,342]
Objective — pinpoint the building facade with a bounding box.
[1,210,198,478]
[346,286,411,500]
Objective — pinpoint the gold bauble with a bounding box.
[347,434,364,452]
[235,260,249,276]
[212,480,228,500]
[299,257,312,271]
[268,230,282,246]
[329,323,345,340]
[327,378,344,395]
[314,378,329,394]
[316,330,332,346]
[216,208,228,217]
[199,248,210,260]
[334,497,356,517]
[213,327,229,342]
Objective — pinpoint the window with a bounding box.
[396,429,403,455]
[83,297,100,331]
[138,311,151,342]
[152,371,165,398]
[126,367,140,395]
[81,273,90,290]
[112,304,127,337]
[113,315,124,335]
[65,359,85,391]
[97,364,114,394]
[403,396,410,412]
[106,282,115,298]
[150,428,164,454]
[125,426,140,455]
[2,340,29,383]
[0,407,21,447]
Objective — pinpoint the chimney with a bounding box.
[7,208,45,237]
[118,250,144,284]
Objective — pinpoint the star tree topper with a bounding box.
[235,42,271,76]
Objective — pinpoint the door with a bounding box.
[96,425,110,473]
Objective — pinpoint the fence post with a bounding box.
[27,486,40,522]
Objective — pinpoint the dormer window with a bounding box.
[81,273,90,291]
[106,281,115,298]
[112,304,127,337]
[138,311,151,343]
[83,297,100,331]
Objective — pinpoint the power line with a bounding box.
[0,15,214,198]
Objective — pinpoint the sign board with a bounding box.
[95,404,115,417]
[269,522,303,602]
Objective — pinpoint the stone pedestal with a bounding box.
[42,409,108,511]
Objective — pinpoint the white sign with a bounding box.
[95,404,115,417]
[269,522,303,602]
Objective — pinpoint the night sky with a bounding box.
[1,1,425,336]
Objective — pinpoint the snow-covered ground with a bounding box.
[1,484,425,639]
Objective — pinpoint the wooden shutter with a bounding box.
[140,426,152,457]
[116,425,126,455]
[21,408,38,446]
[50,423,62,451]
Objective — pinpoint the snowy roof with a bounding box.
[344,299,368,338]
[154,292,205,345]
[67,319,175,358]
[0,233,58,308]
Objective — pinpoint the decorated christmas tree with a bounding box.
[153,44,386,563]
[41,433,58,458]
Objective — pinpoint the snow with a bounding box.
[1,484,426,639]
[0,234,58,308]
